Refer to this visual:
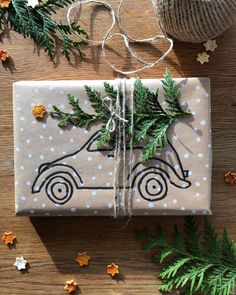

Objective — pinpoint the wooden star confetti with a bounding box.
[76,252,91,266]
[32,104,47,119]
[64,280,78,294]
[2,232,16,245]
[204,39,218,52]
[0,49,10,61]
[197,52,210,65]
[107,263,119,277]
[27,0,39,8]
[224,171,236,184]
[0,0,12,8]
[14,256,28,271]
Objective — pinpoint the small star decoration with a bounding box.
[27,0,39,8]
[64,279,78,294]
[2,232,16,245]
[32,104,47,119]
[14,256,28,271]
[0,49,10,61]
[224,171,236,184]
[197,52,210,65]
[0,0,12,8]
[204,39,218,52]
[76,252,91,266]
[107,263,119,277]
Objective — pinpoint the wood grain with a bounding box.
[0,2,236,294]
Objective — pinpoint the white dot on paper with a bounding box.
[195,181,201,187]
[200,120,206,126]
[184,153,189,159]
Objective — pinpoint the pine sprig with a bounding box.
[1,0,87,60]
[50,69,191,162]
[50,84,115,147]
[136,217,236,295]
[134,69,191,161]
[163,68,192,117]
[50,93,98,127]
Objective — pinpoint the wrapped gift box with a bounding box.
[13,78,212,216]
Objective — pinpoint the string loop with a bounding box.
[102,96,128,133]
[67,0,173,74]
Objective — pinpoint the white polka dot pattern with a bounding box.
[13,78,212,216]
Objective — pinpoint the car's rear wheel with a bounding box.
[45,174,73,205]
[137,168,168,201]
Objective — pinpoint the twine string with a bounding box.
[67,0,173,75]
[104,78,135,218]
[102,96,128,133]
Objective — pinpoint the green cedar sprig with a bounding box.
[50,69,191,162]
[134,68,191,162]
[0,0,87,60]
[136,217,236,295]
[50,82,118,149]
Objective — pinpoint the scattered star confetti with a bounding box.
[197,52,210,65]
[14,256,28,271]
[224,171,236,184]
[64,280,78,294]
[107,263,119,277]
[76,252,91,266]
[32,104,47,119]
[0,49,10,61]
[0,0,12,8]
[27,0,39,8]
[204,39,218,52]
[2,232,16,245]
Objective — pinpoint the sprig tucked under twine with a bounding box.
[50,70,191,217]
[67,0,173,74]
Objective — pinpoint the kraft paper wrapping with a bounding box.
[13,78,212,216]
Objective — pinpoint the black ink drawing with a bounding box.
[32,131,191,205]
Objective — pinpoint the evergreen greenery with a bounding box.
[0,0,87,60]
[50,69,191,162]
[136,217,236,295]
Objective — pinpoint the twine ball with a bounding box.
[156,0,236,43]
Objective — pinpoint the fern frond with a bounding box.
[4,0,87,60]
[96,126,111,149]
[137,217,236,295]
[51,69,191,162]
[163,68,191,117]
[50,93,98,127]
[141,117,173,162]
[134,79,149,114]
[84,85,110,121]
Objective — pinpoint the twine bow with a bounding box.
[102,96,128,133]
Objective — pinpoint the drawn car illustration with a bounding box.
[32,131,191,205]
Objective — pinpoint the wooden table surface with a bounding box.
[1,2,236,294]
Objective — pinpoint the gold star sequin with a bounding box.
[204,40,218,52]
[2,232,16,245]
[224,171,236,184]
[197,52,210,65]
[32,104,47,119]
[0,0,12,8]
[76,252,91,266]
[64,280,78,294]
[0,49,10,61]
[107,263,119,277]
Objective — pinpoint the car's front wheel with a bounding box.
[45,174,74,205]
[137,168,168,202]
